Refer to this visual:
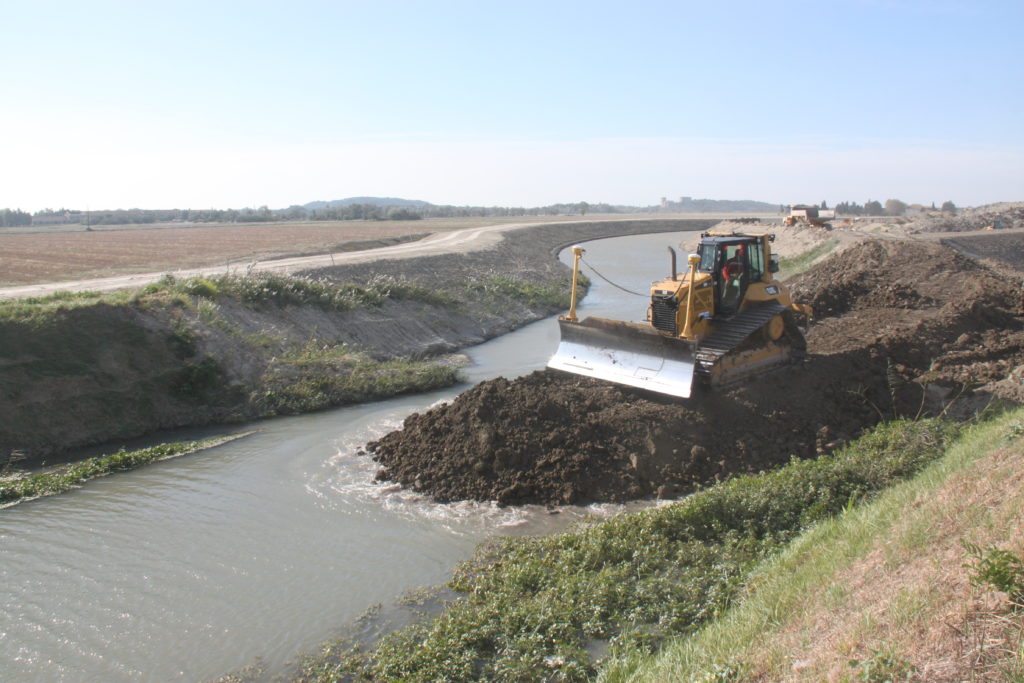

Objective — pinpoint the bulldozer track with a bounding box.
[694,301,788,375]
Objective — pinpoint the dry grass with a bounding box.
[744,435,1024,681]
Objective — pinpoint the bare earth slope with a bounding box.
[370,239,1024,506]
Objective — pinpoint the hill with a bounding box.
[658,196,781,213]
[301,196,433,211]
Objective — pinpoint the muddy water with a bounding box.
[0,231,696,681]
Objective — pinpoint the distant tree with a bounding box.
[864,200,884,215]
[820,200,828,209]
[578,201,589,216]
[884,199,907,216]
[386,208,422,220]
[941,200,957,214]
[0,208,31,227]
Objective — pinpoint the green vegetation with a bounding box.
[0,268,572,324]
[297,418,955,681]
[964,542,1024,609]
[142,272,454,311]
[0,435,244,507]
[847,648,914,682]
[777,238,840,278]
[602,406,1024,681]
[0,289,127,318]
[471,273,581,310]
[255,344,459,415]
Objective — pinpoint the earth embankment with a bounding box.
[0,219,714,462]
[369,239,1024,506]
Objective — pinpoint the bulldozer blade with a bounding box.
[547,317,696,398]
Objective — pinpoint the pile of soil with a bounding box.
[903,202,1024,233]
[370,239,1024,506]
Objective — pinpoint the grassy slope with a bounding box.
[776,238,840,278]
[604,406,1024,682]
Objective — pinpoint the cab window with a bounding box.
[698,243,717,272]
[747,241,764,280]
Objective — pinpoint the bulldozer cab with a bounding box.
[697,236,766,316]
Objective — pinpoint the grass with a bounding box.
[142,272,455,311]
[254,343,460,415]
[467,273,580,310]
[0,433,248,508]
[777,238,841,278]
[601,405,1024,682]
[295,418,956,682]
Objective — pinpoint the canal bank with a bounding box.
[0,219,714,464]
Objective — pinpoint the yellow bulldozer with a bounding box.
[547,231,812,398]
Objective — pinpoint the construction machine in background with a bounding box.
[547,232,812,398]
[785,204,835,228]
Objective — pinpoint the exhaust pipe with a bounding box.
[667,246,677,280]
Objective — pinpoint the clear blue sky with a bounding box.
[2,0,1021,211]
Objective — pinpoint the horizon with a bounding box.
[7,194,991,215]
[3,1,1022,213]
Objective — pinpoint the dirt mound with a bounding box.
[790,240,1023,384]
[370,239,1024,506]
[906,202,1024,233]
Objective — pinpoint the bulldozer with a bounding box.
[547,231,812,398]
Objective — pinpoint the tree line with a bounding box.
[0,201,621,226]
[1,198,961,228]
[829,199,957,216]
[0,209,32,227]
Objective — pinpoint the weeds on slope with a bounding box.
[296,418,955,682]
[144,272,455,311]
[777,238,840,278]
[602,406,1024,682]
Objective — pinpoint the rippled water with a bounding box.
[0,230,697,681]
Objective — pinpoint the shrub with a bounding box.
[964,542,1024,608]
[180,277,219,298]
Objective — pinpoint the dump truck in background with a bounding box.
[785,204,835,228]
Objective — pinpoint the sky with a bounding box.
[2,0,1022,212]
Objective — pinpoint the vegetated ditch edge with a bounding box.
[290,415,960,682]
